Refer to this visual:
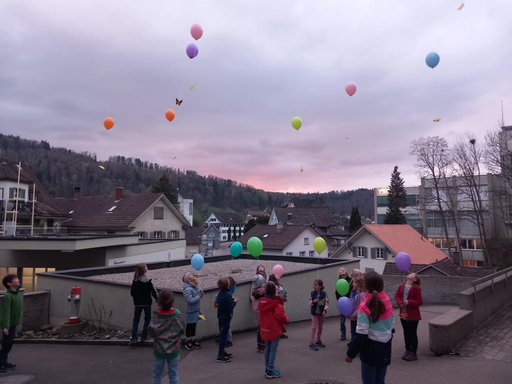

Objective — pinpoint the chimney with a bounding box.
[74,187,81,200]
[115,187,124,201]
[276,223,284,234]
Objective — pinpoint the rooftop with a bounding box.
[272,207,335,227]
[383,258,496,278]
[238,224,322,250]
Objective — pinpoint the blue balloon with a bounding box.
[337,297,353,317]
[230,242,243,258]
[191,254,204,270]
[425,52,440,69]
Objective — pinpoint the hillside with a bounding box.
[0,134,374,224]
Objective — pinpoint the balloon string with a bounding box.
[432,69,437,118]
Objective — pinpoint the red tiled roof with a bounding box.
[364,224,447,264]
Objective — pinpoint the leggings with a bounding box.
[400,319,419,353]
[186,323,197,338]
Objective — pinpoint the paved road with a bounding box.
[3,305,512,383]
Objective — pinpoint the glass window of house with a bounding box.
[300,251,306,257]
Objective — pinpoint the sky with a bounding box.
[1,0,511,193]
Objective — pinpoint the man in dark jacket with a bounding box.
[216,277,237,363]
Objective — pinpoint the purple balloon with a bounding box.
[337,297,353,317]
[396,252,412,272]
[186,43,199,59]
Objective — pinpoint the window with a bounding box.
[153,231,162,239]
[0,188,3,199]
[309,251,315,257]
[188,202,193,216]
[377,214,386,224]
[356,247,366,258]
[9,188,26,199]
[365,267,375,273]
[154,207,164,220]
[376,248,384,260]
[406,195,418,207]
[304,238,310,245]
[377,196,388,207]
[300,251,306,257]
[138,232,147,239]
[208,240,213,247]
[286,252,293,256]
[169,230,179,239]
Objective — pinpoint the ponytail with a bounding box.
[364,271,386,323]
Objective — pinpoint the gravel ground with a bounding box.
[90,259,319,290]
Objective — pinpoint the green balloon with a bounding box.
[247,237,263,258]
[336,279,350,296]
[313,237,326,254]
[291,117,302,130]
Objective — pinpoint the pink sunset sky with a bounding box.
[1,0,511,193]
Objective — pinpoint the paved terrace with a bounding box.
[4,305,512,384]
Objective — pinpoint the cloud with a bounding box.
[0,0,511,193]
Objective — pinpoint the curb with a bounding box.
[15,338,154,347]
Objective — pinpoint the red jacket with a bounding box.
[258,296,289,341]
[395,284,423,321]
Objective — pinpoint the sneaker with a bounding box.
[309,343,319,351]
[402,351,410,360]
[225,341,233,348]
[265,369,281,379]
[281,334,289,339]
[410,352,418,361]
[128,339,137,346]
[216,356,231,363]
[340,335,346,341]
[140,337,147,343]
[404,352,416,361]
[315,340,326,348]
[224,352,233,359]
[185,341,194,351]
[4,363,16,370]
[192,340,201,349]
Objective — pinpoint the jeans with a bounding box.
[152,355,180,384]
[218,318,230,358]
[400,319,419,353]
[361,362,387,384]
[227,328,232,342]
[131,305,151,341]
[0,327,16,368]
[310,315,325,344]
[340,314,346,336]
[264,337,280,373]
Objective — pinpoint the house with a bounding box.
[58,187,191,239]
[185,227,202,257]
[280,197,327,209]
[331,224,447,274]
[382,258,495,278]
[238,224,329,257]
[178,194,194,226]
[245,209,269,223]
[0,159,68,236]
[201,223,221,256]
[204,212,244,242]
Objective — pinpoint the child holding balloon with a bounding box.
[348,276,366,346]
[309,279,329,351]
[183,272,203,351]
[251,265,267,353]
[335,267,352,341]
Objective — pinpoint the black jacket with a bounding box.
[347,332,393,367]
[131,277,158,306]
[217,289,236,320]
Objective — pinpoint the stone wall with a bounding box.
[0,290,50,332]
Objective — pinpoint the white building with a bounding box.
[178,194,194,226]
[373,186,422,231]
[205,212,245,242]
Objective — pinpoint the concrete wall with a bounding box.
[105,240,186,266]
[0,290,49,331]
[37,259,359,339]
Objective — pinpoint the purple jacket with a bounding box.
[350,291,366,319]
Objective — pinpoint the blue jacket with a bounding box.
[310,290,327,316]
[183,283,201,314]
[217,289,236,320]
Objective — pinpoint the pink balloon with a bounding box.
[191,24,203,41]
[272,264,284,278]
[345,82,357,97]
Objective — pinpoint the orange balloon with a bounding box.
[104,117,114,130]
[165,109,175,122]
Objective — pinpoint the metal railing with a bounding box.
[471,265,512,293]
[0,226,68,237]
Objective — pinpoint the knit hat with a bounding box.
[252,274,265,288]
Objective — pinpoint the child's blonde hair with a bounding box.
[134,263,147,280]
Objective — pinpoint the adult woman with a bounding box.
[251,265,267,353]
[395,273,423,361]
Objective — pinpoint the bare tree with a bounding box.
[410,137,453,260]
[452,138,492,267]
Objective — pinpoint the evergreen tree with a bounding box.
[152,174,178,204]
[349,207,362,233]
[384,166,407,224]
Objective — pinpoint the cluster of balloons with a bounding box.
[336,278,352,316]
[396,251,412,272]
[191,253,204,270]
[186,24,203,59]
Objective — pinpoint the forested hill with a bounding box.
[0,134,374,222]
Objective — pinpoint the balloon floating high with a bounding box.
[345,82,357,97]
[291,117,302,131]
[190,24,203,40]
[165,109,176,122]
[336,278,350,296]
[104,117,114,130]
[186,43,199,59]
[425,52,440,69]
[272,264,284,278]
[396,252,412,272]
[191,254,204,270]
[313,237,326,254]
[230,241,243,258]
[337,297,353,316]
[247,237,263,258]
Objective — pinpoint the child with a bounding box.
[268,274,288,338]
[309,279,329,351]
[130,263,158,346]
[335,267,352,341]
[346,271,394,384]
[214,276,237,347]
[395,273,423,362]
[216,277,237,363]
[0,274,22,374]
[259,281,289,379]
[347,276,366,346]
[148,288,184,384]
[183,272,203,351]
[251,265,267,353]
